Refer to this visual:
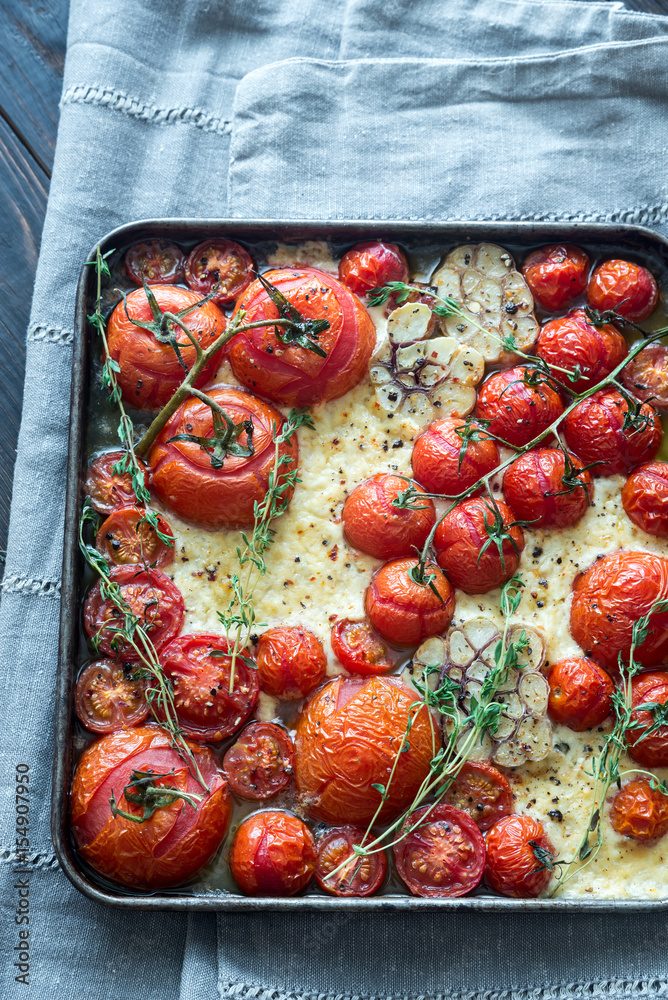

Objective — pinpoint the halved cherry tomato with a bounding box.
[547,657,614,731]
[330,618,394,675]
[441,761,514,831]
[75,659,149,733]
[158,633,259,742]
[365,557,454,647]
[564,389,661,477]
[411,417,499,497]
[95,505,174,568]
[83,564,184,660]
[125,240,185,285]
[522,244,590,312]
[475,367,563,447]
[338,241,409,297]
[84,451,146,516]
[621,345,668,414]
[535,308,627,393]
[587,259,659,321]
[622,461,668,537]
[484,814,555,898]
[184,238,254,305]
[610,778,668,841]
[433,497,524,595]
[627,671,668,768]
[315,826,387,897]
[502,448,592,530]
[255,626,326,700]
[342,474,435,560]
[223,722,294,800]
[230,810,316,896]
[393,803,486,898]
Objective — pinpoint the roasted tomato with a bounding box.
[83,565,184,660]
[330,618,394,675]
[184,238,254,305]
[255,626,326,700]
[521,244,590,312]
[106,285,226,410]
[84,451,146,516]
[342,474,435,560]
[365,557,454,647]
[95,505,174,568]
[315,825,387,897]
[338,241,409,297]
[158,634,259,742]
[148,386,298,530]
[294,676,436,824]
[75,659,149,734]
[621,345,668,414]
[393,804,486,898]
[502,448,592,530]
[535,309,627,393]
[71,725,232,889]
[229,268,376,406]
[570,551,668,672]
[433,497,524,595]
[622,462,668,537]
[223,722,294,800]
[411,417,499,497]
[475,367,563,448]
[124,240,185,285]
[441,761,514,831]
[610,779,668,841]
[484,814,555,898]
[229,811,316,896]
[564,390,661,477]
[587,259,659,321]
[627,671,668,768]
[547,657,614,731]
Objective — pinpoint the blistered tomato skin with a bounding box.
[475,367,564,448]
[394,804,486,898]
[294,676,436,825]
[315,826,387,897]
[522,244,590,312]
[223,723,294,800]
[587,259,659,321]
[229,811,316,896]
[441,761,514,832]
[95,505,175,568]
[366,557,455,647]
[433,497,524,595]
[148,386,298,530]
[610,779,668,841]
[547,658,614,731]
[255,626,327,700]
[627,671,668,768]
[535,309,627,393]
[622,462,668,537]
[342,474,436,560]
[485,814,555,898]
[502,449,592,530]
[411,417,499,496]
[338,241,409,297]
[564,390,661,478]
[330,618,394,675]
[621,345,668,414]
[84,451,147,516]
[184,239,254,305]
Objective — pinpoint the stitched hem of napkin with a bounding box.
[0,575,61,597]
[0,849,59,871]
[27,324,74,345]
[60,84,232,136]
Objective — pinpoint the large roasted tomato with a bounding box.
[106,285,226,410]
[70,725,232,889]
[587,259,658,321]
[521,244,589,312]
[294,676,436,824]
[475,367,563,448]
[564,390,661,477]
[365,557,455,647]
[547,657,614,731]
[622,462,668,537]
[342,474,435,560]
[148,386,298,529]
[229,268,376,406]
[535,309,627,393]
[502,448,592,530]
[570,552,668,672]
[411,417,499,497]
[627,671,668,768]
[610,779,668,841]
[433,497,524,595]
[484,814,555,898]
[229,811,316,896]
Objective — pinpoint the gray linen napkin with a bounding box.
[2,1,668,998]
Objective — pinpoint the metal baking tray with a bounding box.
[52,218,668,911]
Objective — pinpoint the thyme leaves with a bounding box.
[109,769,203,824]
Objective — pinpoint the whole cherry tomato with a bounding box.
[83,564,184,660]
[535,308,627,393]
[158,634,259,742]
[84,451,147,516]
[621,345,668,414]
[627,671,668,768]
[148,386,298,530]
[610,778,668,841]
[475,367,563,448]
[106,285,226,410]
[315,826,387,897]
[330,618,394,676]
[342,474,435,560]
[71,725,232,889]
[484,814,555,898]
[95,505,174,568]
[570,551,668,672]
[502,448,592,530]
[433,497,524,595]
[75,659,149,734]
[522,244,590,312]
[547,657,614,731]
[441,761,514,832]
[365,557,455,647]
[411,417,499,497]
[338,241,409,297]
[229,268,376,407]
[587,259,659,321]
[393,804,486,898]
[125,240,185,285]
[622,461,668,537]
[255,626,326,700]
[184,238,254,305]
[294,676,436,824]
[564,389,661,477]
[223,722,294,800]
[229,810,316,896]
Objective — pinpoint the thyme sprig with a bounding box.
[167,388,254,468]
[255,272,328,357]
[109,768,203,824]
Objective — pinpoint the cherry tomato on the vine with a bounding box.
[342,474,435,560]
[475,367,563,448]
[587,259,659,321]
[84,451,146,516]
[546,657,614,731]
[610,779,668,842]
[441,761,514,831]
[255,626,326,700]
[522,244,590,312]
[621,345,668,414]
[338,241,409,297]
[502,448,592,530]
[330,618,394,676]
[365,557,455,647]
[535,308,627,393]
[484,814,555,898]
[411,417,499,497]
[223,722,294,800]
[622,461,668,537]
[315,826,387,897]
[433,497,524,595]
[393,804,486,898]
[564,389,661,477]
[125,240,185,285]
[95,505,174,568]
[627,671,668,768]
[75,659,150,734]
[184,238,254,305]
[230,811,316,896]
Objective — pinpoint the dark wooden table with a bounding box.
[1,0,667,574]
